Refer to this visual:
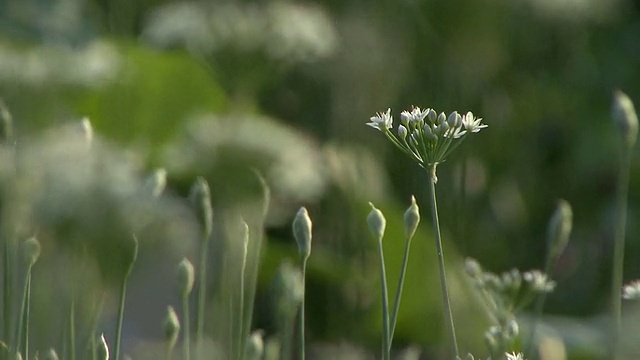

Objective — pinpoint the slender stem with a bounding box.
[114,275,129,360]
[279,314,295,360]
[611,147,632,360]
[526,252,554,356]
[13,266,31,358]
[3,236,12,344]
[389,236,412,347]
[298,258,308,360]
[22,273,31,360]
[196,238,209,360]
[237,255,246,360]
[183,292,191,360]
[376,235,391,360]
[70,299,76,360]
[426,165,459,358]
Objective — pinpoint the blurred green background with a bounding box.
[1,0,640,358]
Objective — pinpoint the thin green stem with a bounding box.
[526,252,554,356]
[21,273,31,360]
[298,258,308,360]
[611,147,632,360]
[237,256,246,360]
[2,237,12,345]
[279,314,295,360]
[426,165,459,359]
[376,235,391,360]
[389,236,412,347]
[196,238,209,360]
[13,265,31,358]
[114,275,129,360]
[182,293,191,360]
[70,299,76,360]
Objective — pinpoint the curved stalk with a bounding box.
[298,258,308,360]
[389,235,412,346]
[376,235,391,360]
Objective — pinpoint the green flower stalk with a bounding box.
[389,196,420,347]
[188,176,213,360]
[177,258,195,360]
[237,220,250,360]
[368,106,487,358]
[1,100,14,346]
[610,90,638,360]
[272,261,304,360]
[292,207,312,360]
[527,200,572,356]
[114,236,138,360]
[367,203,390,360]
[14,237,40,360]
[164,306,180,360]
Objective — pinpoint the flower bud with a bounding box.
[505,319,519,339]
[22,236,41,267]
[447,111,460,128]
[426,108,437,123]
[43,348,60,360]
[177,258,195,297]
[164,306,180,351]
[142,168,167,198]
[398,124,408,140]
[464,258,483,279]
[189,177,214,239]
[292,207,312,260]
[367,203,386,240]
[612,90,638,148]
[547,199,572,261]
[0,99,13,144]
[437,112,446,125]
[403,196,420,239]
[244,330,265,360]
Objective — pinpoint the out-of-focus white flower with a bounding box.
[622,280,640,300]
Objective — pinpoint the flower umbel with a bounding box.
[622,280,640,300]
[367,106,487,170]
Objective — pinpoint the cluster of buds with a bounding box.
[464,258,555,357]
[367,107,487,181]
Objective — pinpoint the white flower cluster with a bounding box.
[367,107,487,171]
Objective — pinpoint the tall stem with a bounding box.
[196,238,209,360]
[183,292,191,360]
[389,236,412,346]
[426,164,459,358]
[611,147,632,360]
[13,265,31,358]
[114,276,129,360]
[298,258,308,360]
[376,235,391,360]
[2,237,12,344]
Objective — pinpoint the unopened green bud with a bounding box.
[484,329,497,354]
[464,258,483,279]
[164,306,180,351]
[15,352,22,360]
[505,319,519,339]
[142,168,167,198]
[547,199,572,261]
[189,177,213,239]
[80,117,93,145]
[403,196,420,239]
[22,236,41,267]
[292,207,312,260]
[612,90,638,148]
[43,348,60,360]
[367,203,386,240]
[244,330,265,360]
[97,334,110,360]
[398,125,408,140]
[177,258,195,297]
[0,99,13,144]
